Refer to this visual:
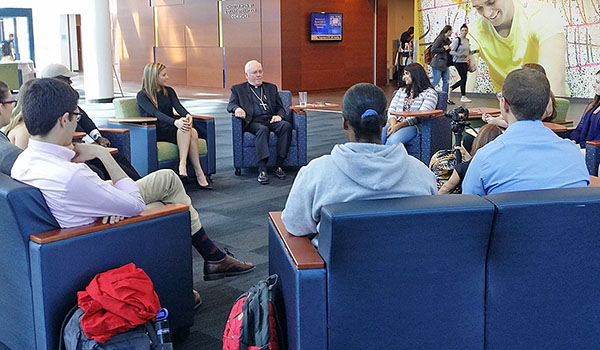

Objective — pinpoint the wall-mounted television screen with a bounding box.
[310,12,342,41]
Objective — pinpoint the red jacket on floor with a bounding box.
[77,263,162,343]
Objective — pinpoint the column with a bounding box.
[81,0,113,102]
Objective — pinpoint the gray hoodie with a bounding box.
[281,142,437,238]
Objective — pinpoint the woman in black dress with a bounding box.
[137,62,211,189]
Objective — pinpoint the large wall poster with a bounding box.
[417,0,599,98]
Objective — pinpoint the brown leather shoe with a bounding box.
[203,250,255,281]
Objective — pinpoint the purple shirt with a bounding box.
[11,139,145,228]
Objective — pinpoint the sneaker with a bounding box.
[257,170,269,184]
[275,167,286,180]
[203,249,256,281]
[460,96,472,103]
[447,99,456,105]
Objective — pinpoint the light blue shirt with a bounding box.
[463,120,590,196]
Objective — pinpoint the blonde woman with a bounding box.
[6,79,35,150]
[137,62,212,189]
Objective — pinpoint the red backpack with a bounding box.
[223,275,284,350]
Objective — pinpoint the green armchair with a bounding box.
[108,97,216,179]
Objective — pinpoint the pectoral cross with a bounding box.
[258,98,268,111]
[250,86,268,111]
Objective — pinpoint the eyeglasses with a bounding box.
[0,100,17,108]
[496,92,510,105]
[70,111,82,122]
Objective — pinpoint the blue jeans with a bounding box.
[431,68,449,95]
[382,124,418,145]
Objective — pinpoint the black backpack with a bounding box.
[59,305,165,350]
[1,41,11,56]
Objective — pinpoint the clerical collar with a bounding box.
[250,83,262,89]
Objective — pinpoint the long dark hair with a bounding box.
[342,83,387,141]
[403,63,434,98]
[438,25,452,38]
[470,124,503,156]
[585,69,600,114]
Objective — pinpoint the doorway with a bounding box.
[60,14,83,72]
[0,8,35,64]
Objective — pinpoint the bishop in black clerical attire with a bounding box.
[227,60,292,184]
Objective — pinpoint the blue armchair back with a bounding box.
[0,174,194,350]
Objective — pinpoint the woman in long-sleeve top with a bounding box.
[137,62,211,189]
[383,63,438,145]
[430,25,453,103]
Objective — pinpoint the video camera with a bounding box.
[445,106,473,163]
[445,106,470,132]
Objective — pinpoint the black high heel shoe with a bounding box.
[198,183,213,190]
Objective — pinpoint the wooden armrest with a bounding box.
[290,103,339,112]
[107,120,156,128]
[108,117,157,123]
[543,122,568,133]
[72,131,86,139]
[99,128,130,134]
[191,115,214,121]
[468,107,501,117]
[269,212,325,269]
[552,120,574,125]
[586,140,600,146]
[389,109,444,118]
[30,203,189,245]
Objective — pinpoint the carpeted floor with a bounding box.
[155,101,345,349]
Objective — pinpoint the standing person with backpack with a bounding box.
[430,25,454,105]
[1,34,14,62]
[450,24,473,103]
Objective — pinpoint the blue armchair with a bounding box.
[269,194,495,349]
[484,187,600,349]
[98,128,132,161]
[398,90,450,164]
[107,97,216,179]
[585,140,600,176]
[231,90,307,175]
[0,173,193,350]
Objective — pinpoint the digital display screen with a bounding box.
[310,13,342,41]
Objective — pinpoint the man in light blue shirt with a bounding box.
[462,68,589,196]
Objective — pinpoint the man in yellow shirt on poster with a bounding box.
[468,0,566,96]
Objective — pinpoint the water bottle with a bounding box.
[154,308,174,350]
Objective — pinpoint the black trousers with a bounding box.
[245,120,292,163]
[451,62,468,96]
[86,152,141,181]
